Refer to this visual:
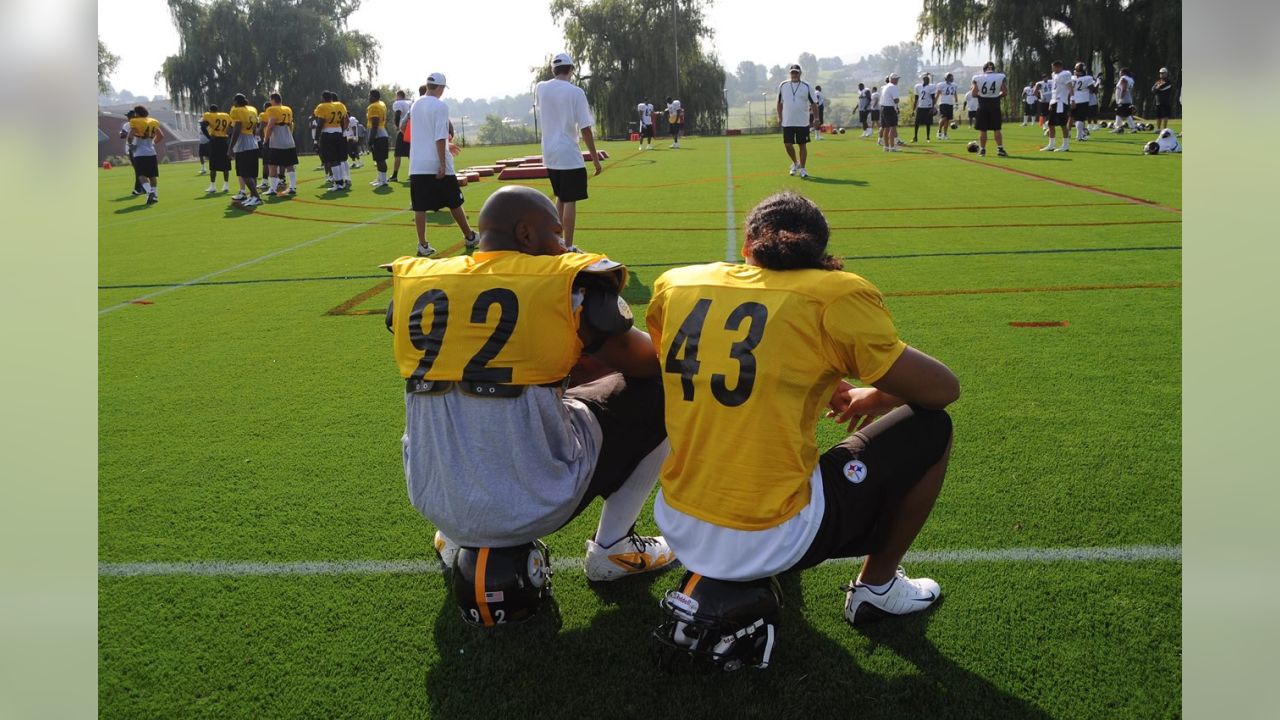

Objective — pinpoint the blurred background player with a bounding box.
[390,89,412,182]
[665,96,684,148]
[196,118,210,175]
[911,73,936,143]
[1043,60,1073,152]
[257,97,272,192]
[1112,67,1137,133]
[1021,81,1038,125]
[119,110,143,195]
[971,61,1008,157]
[261,92,298,196]
[935,72,957,139]
[857,83,872,136]
[636,97,654,150]
[963,85,979,128]
[408,72,478,257]
[1036,74,1052,129]
[812,85,825,140]
[346,112,363,169]
[536,53,603,251]
[202,104,231,193]
[878,73,901,152]
[127,105,163,205]
[314,90,349,191]
[228,94,263,206]
[1151,67,1174,131]
[778,63,819,174]
[367,89,390,187]
[1070,63,1095,142]
[869,86,881,138]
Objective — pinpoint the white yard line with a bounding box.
[98,544,1181,578]
[98,209,407,316]
[724,136,737,262]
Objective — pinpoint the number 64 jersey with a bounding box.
[646,263,906,531]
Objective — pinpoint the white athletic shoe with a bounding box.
[584,533,677,582]
[198,168,208,175]
[433,530,459,568]
[206,184,216,193]
[231,192,247,201]
[1054,146,1070,152]
[842,567,941,626]
[788,162,797,176]
[369,180,384,187]
[241,196,262,207]
[1040,144,1055,152]
[221,184,230,193]
[798,168,808,178]
[416,243,437,258]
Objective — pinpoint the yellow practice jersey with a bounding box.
[261,104,294,130]
[646,262,907,530]
[389,251,626,385]
[128,117,160,140]
[202,111,232,137]
[229,105,258,134]
[316,101,346,129]
[366,100,387,129]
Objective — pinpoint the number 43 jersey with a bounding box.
[389,251,625,385]
[647,263,906,530]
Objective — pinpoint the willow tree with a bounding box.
[160,0,378,147]
[550,0,727,137]
[99,39,120,94]
[918,0,1181,115]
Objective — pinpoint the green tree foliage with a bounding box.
[477,114,540,145]
[550,0,727,137]
[917,0,1181,113]
[159,0,378,147]
[98,39,120,94]
[797,52,819,76]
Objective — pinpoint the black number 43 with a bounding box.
[664,299,768,407]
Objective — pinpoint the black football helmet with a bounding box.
[1144,141,1160,155]
[950,120,960,130]
[967,140,980,153]
[451,541,552,627]
[652,572,783,672]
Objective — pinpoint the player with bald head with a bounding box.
[386,184,678,585]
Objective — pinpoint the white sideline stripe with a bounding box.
[98,544,1180,578]
[724,137,736,262]
[98,209,408,316]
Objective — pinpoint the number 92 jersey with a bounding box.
[646,262,906,531]
[389,251,626,386]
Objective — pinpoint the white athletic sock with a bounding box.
[594,440,669,548]
[287,170,296,188]
[1114,115,1123,127]
[268,177,279,191]
[1127,117,1137,130]
[142,182,152,194]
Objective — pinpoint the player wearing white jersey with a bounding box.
[934,73,958,139]
[878,73,902,151]
[1042,61,1074,152]
[812,85,825,140]
[1070,64,1095,141]
[1113,67,1138,132]
[1036,75,1052,128]
[1021,83,1037,125]
[911,74,937,143]
[636,98,654,150]
[665,96,684,148]
[970,61,1008,157]
[870,86,881,134]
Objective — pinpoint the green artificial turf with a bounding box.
[99,122,1181,718]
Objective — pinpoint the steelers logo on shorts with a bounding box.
[843,459,868,484]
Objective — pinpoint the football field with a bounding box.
[99,124,1181,718]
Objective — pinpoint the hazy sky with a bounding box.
[99,0,986,101]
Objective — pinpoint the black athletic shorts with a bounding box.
[880,107,898,127]
[1038,101,1050,117]
[1155,104,1172,119]
[858,109,869,126]
[915,107,934,126]
[131,154,159,177]
[939,104,954,119]
[548,167,589,203]
[1116,103,1135,118]
[816,108,825,124]
[975,98,1002,131]
[235,149,260,178]
[670,122,683,135]
[371,136,389,161]
[640,124,654,139]
[967,109,977,119]
[568,373,667,520]
[395,133,411,157]
[410,174,464,211]
[1089,104,1100,120]
[783,125,811,144]
[870,109,881,122]
[320,131,345,163]
[198,143,210,158]
[268,147,299,167]
[208,138,230,171]
[1025,102,1037,116]
[791,405,953,571]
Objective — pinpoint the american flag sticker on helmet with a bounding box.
[484,591,505,602]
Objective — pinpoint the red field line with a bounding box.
[921,148,1182,214]
[1010,321,1070,327]
[254,210,413,227]
[886,281,1180,298]
[286,198,1138,215]
[571,219,1180,232]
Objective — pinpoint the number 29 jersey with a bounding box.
[390,251,625,385]
[646,262,906,531]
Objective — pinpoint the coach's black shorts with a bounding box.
[548,167,589,202]
[371,136,389,161]
[939,104,954,120]
[395,133,410,157]
[880,107,899,127]
[975,98,1002,131]
[915,107,934,126]
[320,131,345,163]
[131,154,159,177]
[1048,107,1068,127]
[790,405,953,571]
[198,143,210,159]
[783,125,811,144]
[410,174,464,211]
[568,373,667,520]
[1155,104,1172,119]
[640,123,654,139]
[268,147,299,167]
[208,138,230,171]
[235,149,260,178]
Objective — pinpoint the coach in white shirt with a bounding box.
[776,63,818,177]
[409,72,478,258]
[536,52,602,251]
[879,73,902,152]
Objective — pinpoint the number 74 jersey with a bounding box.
[646,262,906,531]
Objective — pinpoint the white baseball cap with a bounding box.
[427,72,447,87]
[788,63,802,73]
[552,52,574,68]
[889,72,900,81]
